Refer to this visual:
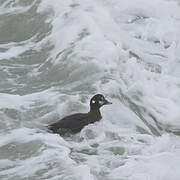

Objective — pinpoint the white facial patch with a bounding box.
[92,100,96,104]
[98,100,104,105]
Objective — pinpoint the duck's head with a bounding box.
[90,94,112,110]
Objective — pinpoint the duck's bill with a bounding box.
[104,99,112,105]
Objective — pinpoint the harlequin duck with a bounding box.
[48,94,112,135]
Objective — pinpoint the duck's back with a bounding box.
[48,112,101,135]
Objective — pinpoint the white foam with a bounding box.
[37,0,180,179]
[0,89,59,109]
[1,0,180,179]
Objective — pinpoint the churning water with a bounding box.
[1,0,180,179]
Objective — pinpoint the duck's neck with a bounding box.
[89,107,101,117]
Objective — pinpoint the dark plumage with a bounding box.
[48,94,112,135]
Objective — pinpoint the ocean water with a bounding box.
[1,0,180,179]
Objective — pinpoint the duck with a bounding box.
[48,94,112,135]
